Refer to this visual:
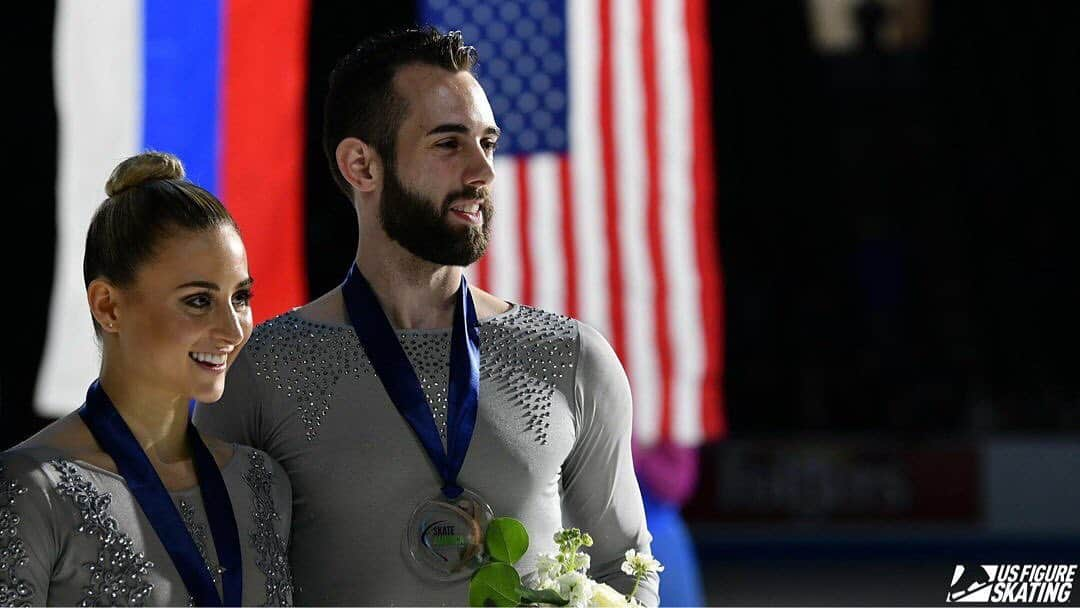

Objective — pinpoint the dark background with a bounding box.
[5,1,1080,604]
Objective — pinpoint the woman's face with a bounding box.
[110,224,253,403]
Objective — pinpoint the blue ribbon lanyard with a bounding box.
[341,264,481,499]
[78,381,243,607]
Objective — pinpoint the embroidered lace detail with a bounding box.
[178,499,221,579]
[243,452,293,606]
[480,306,577,445]
[0,462,34,607]
[249,314,369,440]
[51,460,155,606]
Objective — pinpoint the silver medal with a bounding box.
[404,488,494,581]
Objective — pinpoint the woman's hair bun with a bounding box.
[105,151,186,197]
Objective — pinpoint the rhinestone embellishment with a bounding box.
[480,306,577,445]
[51,460,155,606]
[0,462,34,607]
[251,305,576,445]
[247,314,370,441]
[177,499,220,582]
[243,452,293,606]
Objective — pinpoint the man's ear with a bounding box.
[336,137,382,194]
[87,278,122,334]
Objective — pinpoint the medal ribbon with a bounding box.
[341,264,480,499]
[78,381,243,607]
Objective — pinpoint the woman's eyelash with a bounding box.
[184,293,212,308]
[183,290,252,309]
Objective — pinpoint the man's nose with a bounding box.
[465,142,495,187]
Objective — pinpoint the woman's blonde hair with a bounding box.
[83,151,239,331]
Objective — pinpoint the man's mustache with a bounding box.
[442,186,493,211]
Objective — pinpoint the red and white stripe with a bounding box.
[474,0,725,446]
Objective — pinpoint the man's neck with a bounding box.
[97,358,192,464]
[355,236,463,330]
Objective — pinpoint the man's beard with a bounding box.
[378,165,494,266]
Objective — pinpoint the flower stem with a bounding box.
[627,572,642,602]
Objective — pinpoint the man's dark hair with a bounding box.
[323,27,479,198]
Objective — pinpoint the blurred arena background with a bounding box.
[5,1,1080,605]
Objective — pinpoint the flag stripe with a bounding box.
[687,0,726,438]
[658,0,706,443]
[527,154,567,312]
[598,0,627,365]
[220,0,309,324]
[38,0,143,416]
[515,156,535,306]
[558,156,579,318]
[640,0,676,442]
[568,0,610,339]
[614,0,661,442]
[490,157,521,302]
[142,0,222,190]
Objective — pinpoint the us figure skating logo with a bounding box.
[946,564,1077,603]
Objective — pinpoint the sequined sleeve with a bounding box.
[0,454,57,607]
[560,322,659,606]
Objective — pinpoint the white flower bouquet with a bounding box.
[468,519,663,607]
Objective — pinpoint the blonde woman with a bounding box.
[0,152,293,606]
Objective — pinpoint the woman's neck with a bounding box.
[97,359,192,464]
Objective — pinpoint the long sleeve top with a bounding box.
[0,444,293,606]
[194,303,658,606]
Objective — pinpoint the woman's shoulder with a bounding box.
[0,443,91,520]
[4,415,105,480]
[8,412,116,469]
[0,445,57,484]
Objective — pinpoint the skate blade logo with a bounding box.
[947,565,996,603]
[947,564,1076,604]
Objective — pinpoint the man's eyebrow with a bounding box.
[426,123,501,137]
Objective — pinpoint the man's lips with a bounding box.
[449,200,484,224]
[450,209,482,224]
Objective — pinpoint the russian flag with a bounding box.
[37,0,309,416]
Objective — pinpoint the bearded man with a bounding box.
[195,27,657,605]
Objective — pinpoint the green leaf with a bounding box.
[518,585,570,606]
[485,517,529,565]
[469,563,522,607]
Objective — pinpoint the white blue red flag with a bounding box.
[37,0,308,416]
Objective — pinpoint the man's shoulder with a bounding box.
[481,302,579,341]
[247,307,355,356]
[478,304,588,384]
[483,303,620,358]
[236,308,363,411]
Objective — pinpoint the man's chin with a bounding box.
[420,244,488,267]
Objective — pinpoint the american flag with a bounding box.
[422,0,725,446]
